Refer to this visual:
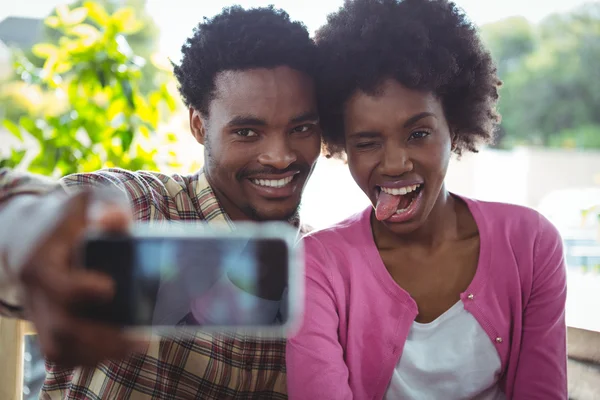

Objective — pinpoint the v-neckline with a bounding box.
[359,194,492,315]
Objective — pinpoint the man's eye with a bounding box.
[409,130,430,140]
[291,124,313,134]
[235,129,258,137]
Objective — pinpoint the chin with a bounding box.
[248,202,300,222]
[380,218,424,235]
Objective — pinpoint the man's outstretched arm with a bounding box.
[0,168,149,366]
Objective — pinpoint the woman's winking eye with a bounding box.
[355,141,377,149]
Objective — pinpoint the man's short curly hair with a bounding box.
[315,0,502,157]
[173,6,316,115]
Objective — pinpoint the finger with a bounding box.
[54,191,92,240]
[93,206,131,232]
[36,268,115,305]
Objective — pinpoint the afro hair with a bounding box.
[315,0,502,157]
[173,6,316,115]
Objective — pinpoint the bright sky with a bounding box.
[1,0,594,61]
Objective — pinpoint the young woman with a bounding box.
[286,0,567,399]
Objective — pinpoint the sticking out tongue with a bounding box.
[375,192,402,221]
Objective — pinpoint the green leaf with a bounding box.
[41,54,58,81]
[119,129,134,152]
[54,61,72,74]
[32,43,59,59]
[56,4,70,23]
[111,7,143,35]
[120,79,134,108]
[166,132,178,143]
[139,125,150,139]
[12,149,27,164]
[0,149,26,169]
[3,120,23,141]
[69,24,101,40]
[45,16,61,29]
[107,98,126,121]
[63,7,88,26]
[18,116,42,140]
[84,1,110,26]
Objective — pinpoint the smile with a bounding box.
[246,171,301,200]
[250,175,295,188]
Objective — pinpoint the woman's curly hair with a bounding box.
[315,0,502,157]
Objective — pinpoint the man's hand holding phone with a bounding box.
[14,191,144,367]
[5,187,298,368]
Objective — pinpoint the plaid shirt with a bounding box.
[0,168,289,399]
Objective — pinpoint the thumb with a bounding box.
[54,190,92,240]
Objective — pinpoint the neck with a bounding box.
[204,170,251,222]
[374,186,459,249]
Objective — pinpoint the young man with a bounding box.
[0,6,321,398]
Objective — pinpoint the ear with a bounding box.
[450,130,458,151]
[189,107,207,145]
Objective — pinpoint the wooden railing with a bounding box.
[0,318,34,400]
[0,317,25,400]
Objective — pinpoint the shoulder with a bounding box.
[300,208,372,281]
[60,168,194,198]
[465,197,565,286]
[302,208,369,252]
[464,196,561,245]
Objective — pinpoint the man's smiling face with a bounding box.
[191,66,322,221]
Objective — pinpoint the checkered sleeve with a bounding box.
[0,168,191,318]
[0,168,64,202]
[0,169,66,318]
[60,168,200,222]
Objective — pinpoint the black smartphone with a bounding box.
[79,223,301,334]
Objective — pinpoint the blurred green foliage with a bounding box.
[0,1,178,176]
[481,3,600,149]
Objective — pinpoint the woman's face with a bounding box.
[343,79,453,235]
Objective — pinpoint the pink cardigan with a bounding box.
[287,197,567,399]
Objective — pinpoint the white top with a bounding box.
[385,301,506,400]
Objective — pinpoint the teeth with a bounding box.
[251,176,294,188]
[381,184,421,196]
[395,194,419,214]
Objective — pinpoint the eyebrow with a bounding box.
[290,111,319,125]
[348,131,380,140]
[225,111,319,128]
[403,112,436,128]
[348,111,437,139]
[226,115,267,127]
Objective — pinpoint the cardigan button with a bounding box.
[467,293,474,300]
[495,337,503,343]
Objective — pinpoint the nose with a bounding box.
[257,135,297,170]
[379,142,413,177]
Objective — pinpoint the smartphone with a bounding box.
[79,222,303,336]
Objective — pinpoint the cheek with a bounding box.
[210,142,252,175]
[294,135,322,163]
[347,151,373,190]
[418,140,452,179]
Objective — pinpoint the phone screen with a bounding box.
[81,234,290,329]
